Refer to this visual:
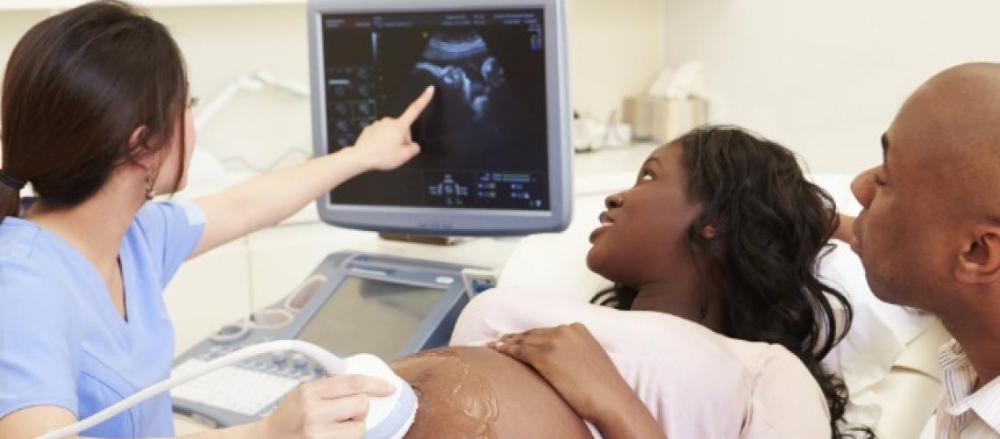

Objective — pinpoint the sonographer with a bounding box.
[0,2,434,438]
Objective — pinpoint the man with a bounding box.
[842,63,1000,438]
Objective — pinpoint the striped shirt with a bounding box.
[937,339,1000,439]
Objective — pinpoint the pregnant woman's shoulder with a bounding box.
[454,287,746,350]
[739,343,832,439]
[451,287,787,391]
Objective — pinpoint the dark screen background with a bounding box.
[321,10,549,210]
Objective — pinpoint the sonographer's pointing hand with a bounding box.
[351,86,435,171]
[255,374,395,439]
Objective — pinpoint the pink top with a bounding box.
[450,288,831,439]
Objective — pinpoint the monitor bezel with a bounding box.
[307,0,572,236]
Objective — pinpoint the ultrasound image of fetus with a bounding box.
[397,31,536,170]
[413,33,507,120]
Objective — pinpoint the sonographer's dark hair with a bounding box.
[591,126,873,438]
[0,0,188,222]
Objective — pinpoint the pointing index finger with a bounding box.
[398,86,435,125]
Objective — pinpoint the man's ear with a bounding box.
[955,226,1000,284]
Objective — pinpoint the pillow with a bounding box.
[495,173,628,300]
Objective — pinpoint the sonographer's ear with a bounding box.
[955,226,1000,284]
[127,125,169,176]
[128,125,149,148]
[129,125,159,158]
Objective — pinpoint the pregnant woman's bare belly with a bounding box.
[391,346,592,439]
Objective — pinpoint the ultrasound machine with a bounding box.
[312,0,571,234]
[168,0,572,431]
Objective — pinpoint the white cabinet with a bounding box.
[244,223,379,309]
[245,222,522,312]
[164,240,253,354]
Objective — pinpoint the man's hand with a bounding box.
[834,213,857,245]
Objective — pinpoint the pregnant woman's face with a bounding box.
[586,144,704,287]
[391,346,592,439]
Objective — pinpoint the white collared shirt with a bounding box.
[936,339,1000,438]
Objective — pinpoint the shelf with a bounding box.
[0,0,303,11]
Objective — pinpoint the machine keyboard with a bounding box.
[171,359,304,416]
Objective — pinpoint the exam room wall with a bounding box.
[0,1,665,172]
[661,0,1000,174]
[161,0,666,169]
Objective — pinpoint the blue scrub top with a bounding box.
[0,201,205,437]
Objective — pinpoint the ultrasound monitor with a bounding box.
[307,0,571,235]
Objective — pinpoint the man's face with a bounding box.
[850,96,955,310]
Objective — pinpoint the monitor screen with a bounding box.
[308,0,570,235]
[296,276,445,360]
[321,10,548,210]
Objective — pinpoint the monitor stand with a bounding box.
[378,232,468,246]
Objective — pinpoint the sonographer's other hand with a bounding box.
[351,86,434,172]
[257,374,395,439]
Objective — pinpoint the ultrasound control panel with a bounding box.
[171,251,496,428]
